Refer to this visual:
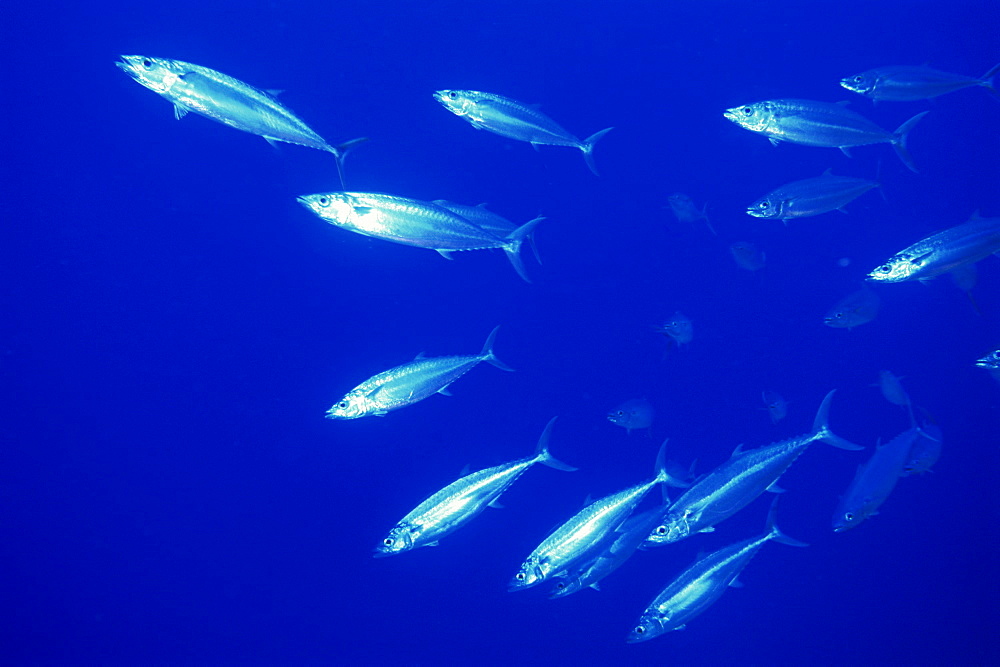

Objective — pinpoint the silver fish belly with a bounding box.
[326,326,512,419]
[867,214,1000,283]
[375,418,576,556]
[747,172,879,220]
[117,55,337,153]
[434,89,613,175]
[841,63,1000,101]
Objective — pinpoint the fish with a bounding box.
[723,99,928,173]
[509,441,683,591]
[644,390,861,547]
[730,241,766,271]
[325,326,513,419]
[607,398,654,434]
[867,213,1000,283]
[656,311,693,346]
[549,505,666,599]
[666,194,716,234]
[432,201,545,264]
[901,422,943,476]
[832,422,926,531]
[840,63,1000,102]
[876,370,911,409]
[976,349,1000,370]
[297,192,543,282]
[374,417,576,556]
[116,55,364,186]
[627,499,806,642]
[434,90,613,175]
[746,170,880,221]
[824,287,881,329]
[761,391,788,424]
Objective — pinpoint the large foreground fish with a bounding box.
[374,418,576,556]
[867,212,1000,283]
[434,90,613,175]
[325,326,512,419]
[746,170,880,221]
[841,63,1000,101]
[627,499,806,642]
[116,55,363,184]
[723,99,928,172]
[298,192,543,282]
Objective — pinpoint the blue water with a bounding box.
[4,1,999,664]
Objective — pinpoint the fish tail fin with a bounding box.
[812,390,864,450]
[329,137,370,188]
[503,216,546,283]
[765,497,808,547]
[891,111,930,173]
[479,325,514,371]
[524,215,546,265]
[979,62,1000,101]
[653,439,692,490]
[533,417,578,471]
[579,127,614,176]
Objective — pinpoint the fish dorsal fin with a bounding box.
[265,88,284,97]
[414,351,426,360]
[969,209,982,220]
[836,100,851,107]
[822,167,833,176]
[459,464,471,476]
[731,443,745,458]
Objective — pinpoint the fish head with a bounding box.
[666,193,695,218]
[434,89,477,118]
[373,524,416,557]
[508,558,545,591]
[746,195,785,219]
[645,515,688,546]
[325,392,369,420]
[867,256,915,283]
[626,614,667,643]
[823,308,854,328]
[607,407,632,427]
[117,55,184,95]
[548,577,584,599]
[840,70,878,97]
[724,101,777,134]
[296,193,359,227]
[832,508,861,532]
[975,352,1000,369]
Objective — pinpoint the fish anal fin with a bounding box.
[729,577,744,588]
[437,386,453,397]
[173,104,189,120]
[488,499,505,509]
[839,146,853,158]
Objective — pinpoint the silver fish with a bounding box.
[628,499,806,642]
[666,194,716,234]
[432,200,544,264]
[326,326,512,419]
[747,170,880,220]
[876,370,910,409]
[434,90,613,175]
[645,390,861,547]
[656,311,693,345]
[297,192,542,282]
[116,55,362,182]
[824,287,881,329]
[549,505,666,599]
[730,241,766,271]
[976,349,1000,370]
[841,63,1000,102]
[607,398,654,434]
[901,422,943,476]
[761,391,788,424]
[510,442,680,591]
[833,424,924,532]
[867,213,1000,283]
[723,99,928,173]
[374,418,576,556]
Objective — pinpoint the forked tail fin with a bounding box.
[891,111,929,173]
[580,127,614,176]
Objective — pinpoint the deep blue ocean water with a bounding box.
[4,1,999,664]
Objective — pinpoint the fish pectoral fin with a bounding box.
[173,104,190,120]
[697,526,715,534]
[264,137,281,149]
[839,146,853,158]
[352,206,374,215]
[488,499,505,509]
[436,249,455,260]
[529,142,542,152]
[425,541,439,547]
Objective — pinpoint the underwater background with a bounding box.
[3,1,999,664]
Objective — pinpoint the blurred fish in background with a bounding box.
[761,391,788,424]
[666,193,716,234]
[730,241,766,271]
[824,286,881,329]
[608,398,655,435]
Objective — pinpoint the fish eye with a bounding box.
[142,58,153,69]
[383,538,394,546]
[844,512,854,522]
[448,91,458,99]
[515,572,526,581]
[617,410,624,416]
[742,106,753,116]
[338,400,349,409]
[655,525,667,535]
[760,201,769,208]
[854,75,863,83]
[877,265,891,274]
[634,626,646,634]
[318,197,331,207]
[555,582,566,590]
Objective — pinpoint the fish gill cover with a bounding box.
[2,0,999,664]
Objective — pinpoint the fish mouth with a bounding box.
[723,108,739,122]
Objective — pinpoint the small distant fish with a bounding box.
[902,422,943,476]
[824,287,881,329]
[730,241,766,271]
[666,194,716,234]
[374,418,576,556]
[656,311,693,346]
[326,326,512,419]
[434,90,613,175]
[840,63,1000,102]
[628,499,806,642]
[608,399,654,434]
[876,370,911,409]
[761,391,788,424]
[976,350,1000,370]
[747,170,880,221]
[116,55,364,185]
[867,212,1000,284]
[723,99,928,172]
